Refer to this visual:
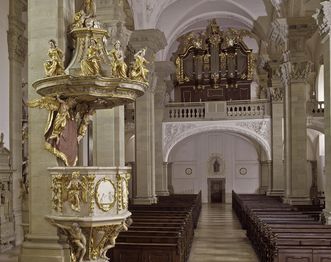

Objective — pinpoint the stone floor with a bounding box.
[188,203,259,262]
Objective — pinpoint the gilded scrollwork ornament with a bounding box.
[51,174,65,212]
[44,39,65,77]
[117,173,130,211]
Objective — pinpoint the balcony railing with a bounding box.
[164,100,270,121]
[307,101,324,117]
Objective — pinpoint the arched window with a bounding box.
[317,65,324,102]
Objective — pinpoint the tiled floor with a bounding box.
[188,203,259,262]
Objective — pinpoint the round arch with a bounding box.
[163,123,271,162]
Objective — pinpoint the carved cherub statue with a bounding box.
[50,221,86,262]
[108,40,128,79]
[44,40,65,77]
[130,48,149,83]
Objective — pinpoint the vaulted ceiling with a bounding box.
[129,0,271,59]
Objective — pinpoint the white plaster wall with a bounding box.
[169,131,260,203]
[0,0,10,148]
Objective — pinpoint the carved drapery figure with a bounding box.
[44,40,65,77]
[84,0,96,18]
[28,96,95,166]
[130,48,149,83]
[67,171,88,212]
[81,39,101,76]
[51,222,87,262]
[108,40,128,79]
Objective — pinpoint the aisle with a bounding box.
[188,204,258,262]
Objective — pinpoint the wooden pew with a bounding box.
[109,192,201,262]
[232,191,331,262]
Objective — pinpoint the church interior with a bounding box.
[1,0,331,261]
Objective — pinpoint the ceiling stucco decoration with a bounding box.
[162,118,271,162]
[129,0,268,60]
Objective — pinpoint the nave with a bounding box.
[188,204,258,262]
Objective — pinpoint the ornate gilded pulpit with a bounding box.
[28,1,148,261]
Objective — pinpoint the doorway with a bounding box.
[208,178,225,203]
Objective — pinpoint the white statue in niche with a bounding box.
[208,154,225,176]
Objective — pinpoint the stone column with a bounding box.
[154,61,175,196]
[260,160,272,193]
[129,29,167,204]
[92,0,130,167]
[93,107,125,166]
[285,75,310,203]
[314,1,331,223]
[268,79,285,196]
[7,0,27,245]
[275,17,314,204]
[19,0,74,261]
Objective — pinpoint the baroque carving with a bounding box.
[28,96,95,167]
[130,48,149,83]
[51,172,95,213]
[44,40,65,77]
[313,1,331,38]
[236,120,270,141]
[163,120,272,161]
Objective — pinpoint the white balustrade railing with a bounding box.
[227,100,269,118]
[165,102,206,120]
[164,100,270,121]
[307,101,324,117]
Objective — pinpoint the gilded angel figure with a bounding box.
[108,40,128,79]
[130,48,149,83]
[44,40,65,77]
[28,96,79,166]
[81,39,101,76]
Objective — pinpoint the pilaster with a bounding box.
[130,29,167,204]
[154,61,175,196]
[19,0,74,261]
[268,78,285,196]
[7,0,27,246]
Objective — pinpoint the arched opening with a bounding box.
[167,131,264,203]
[307,128,325,205]
[317,64,324,102]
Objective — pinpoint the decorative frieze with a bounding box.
[163,119,271,162]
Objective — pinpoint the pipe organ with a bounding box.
[174,19,255,102]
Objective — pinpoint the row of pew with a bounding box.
[232,192,330,262]
[109,192,201,262]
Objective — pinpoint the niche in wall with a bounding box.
[208,153,225,176]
